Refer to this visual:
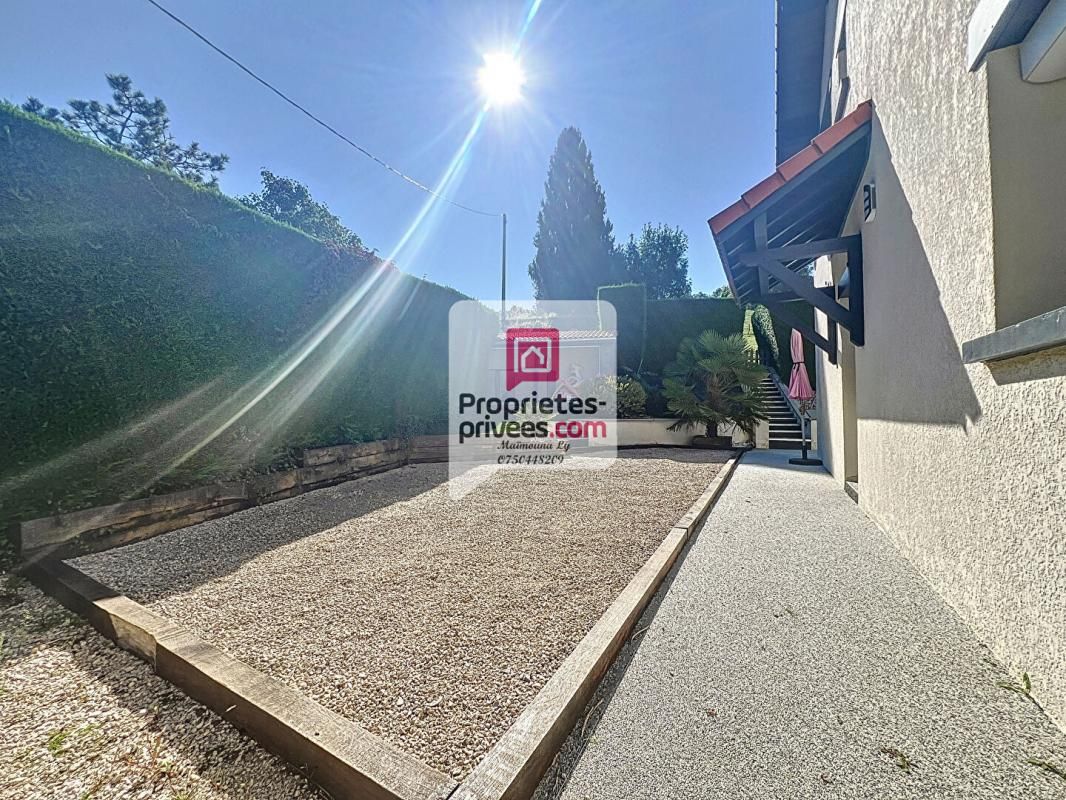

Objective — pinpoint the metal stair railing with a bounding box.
[765,368,802,423]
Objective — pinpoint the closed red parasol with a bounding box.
[786,329,821,466]
[788,329,815,401]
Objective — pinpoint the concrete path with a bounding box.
[535,450,1066,800]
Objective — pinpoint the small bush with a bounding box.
[663,330,768,437]
[585,375,646,419]
[616,378,648,418]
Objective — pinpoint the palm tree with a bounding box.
[663,331,768,439]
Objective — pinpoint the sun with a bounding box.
[477,52,526,106]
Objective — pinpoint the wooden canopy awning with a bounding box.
[709,101,874,364]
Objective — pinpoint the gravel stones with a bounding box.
[0,577,319,800]
[72,449,729,779]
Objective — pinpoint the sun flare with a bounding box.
[477,51,526,106]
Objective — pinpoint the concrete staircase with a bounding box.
[759,375,804,450]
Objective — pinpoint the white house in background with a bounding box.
[708,0,1066,726]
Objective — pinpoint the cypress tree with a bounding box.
[528,127,621,300]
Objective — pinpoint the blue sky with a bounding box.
[1,0,774,299]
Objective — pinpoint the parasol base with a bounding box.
[788,457,823,466]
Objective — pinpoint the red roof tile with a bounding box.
[812,102,870,153]
[707,199,751,235]
[741,173,787,208]
[776,145,821,181]
[708,100,873,235]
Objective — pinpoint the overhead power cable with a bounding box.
[143,0,500,218]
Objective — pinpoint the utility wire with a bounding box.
[143,0,500,218]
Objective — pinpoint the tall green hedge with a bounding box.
[0,104,465,521]
[597,283,646,372]
[643,298,745,375]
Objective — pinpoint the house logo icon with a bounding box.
[506,327,560,390]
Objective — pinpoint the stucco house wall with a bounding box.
[813,0,1066,726]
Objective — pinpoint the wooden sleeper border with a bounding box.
[26,449,743,800]
[10,436,447,562]
[27,559,457,800]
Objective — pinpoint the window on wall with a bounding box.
[985,46,1066,329]
[963,0,1066,362]
[819,1,849,129]
[962,0,1066,363]
[833,18,850,122]
[969,0,1066,80]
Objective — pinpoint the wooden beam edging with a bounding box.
[11,436,452,562]
[26,559,457,800]
[452,449,744,800]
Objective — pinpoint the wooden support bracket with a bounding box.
[739,233,864,354]
[763,299,838,365]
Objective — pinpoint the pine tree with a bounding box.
[528,128,622,300]
[23,74,228,186]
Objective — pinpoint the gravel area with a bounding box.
[0,575,320,800]
[72,449,729,780]
[535,450,1066,800]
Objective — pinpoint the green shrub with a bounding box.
[0,103,464,523]
[750,304,780,370]
[742,308,758,356]
[597,283,646,372]
[637,373,669,418]
[663,331,768,438]
[616,378,648,418]
[593,296,745,417]
[586,375,647,419]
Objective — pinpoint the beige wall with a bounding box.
[814,0,1066,726]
